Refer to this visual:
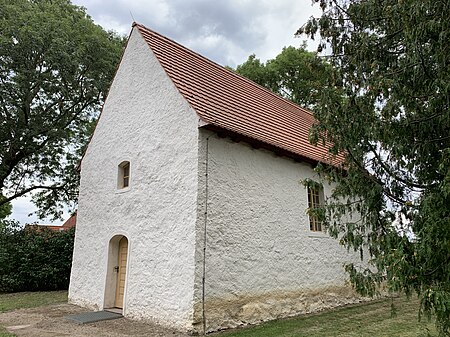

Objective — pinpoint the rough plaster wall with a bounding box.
[68,27,199,331]
[194,130,365,332]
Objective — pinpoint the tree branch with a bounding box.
[367,143,429,190]
[344,145,409,205]
[0,183,67,207]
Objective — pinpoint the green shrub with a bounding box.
[0,223,75,292]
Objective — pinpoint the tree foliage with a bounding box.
[0,195,12,233]
[0,223,75,292]
[0,0,124,220]
[235,45,332,110]
[296,0,450,334]
[0,196,11,222]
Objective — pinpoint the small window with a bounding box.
[118,161,130,189]
[307,185,323,231]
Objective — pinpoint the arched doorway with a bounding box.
[114,236,128,308]
[104,235,129,310]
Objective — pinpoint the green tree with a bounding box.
[0,195,12,231]
[235,54,274,91]
[0,0,124,220]
[235,45,332,109]
[297,0,450,335]
[0,196,11,221]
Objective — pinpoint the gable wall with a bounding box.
[194,130,365,332]
[68,28,199,330]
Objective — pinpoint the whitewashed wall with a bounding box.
[68,27,199,331]
[194,130,365,332]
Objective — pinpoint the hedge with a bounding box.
[0,222,75,292]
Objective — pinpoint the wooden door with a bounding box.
[115,237,128,308]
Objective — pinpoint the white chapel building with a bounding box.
[69,23,364,334]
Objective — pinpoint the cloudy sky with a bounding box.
[72,0,321,67]
[11,0,322,225]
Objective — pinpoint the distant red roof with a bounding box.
[134,23,343,166]
[62,212,76,229]
[25,213,76,232]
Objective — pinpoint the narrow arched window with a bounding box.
[118,161,130,189]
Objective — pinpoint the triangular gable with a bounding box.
[134,23,342,166]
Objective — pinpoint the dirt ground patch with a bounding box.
[0,303,190,337]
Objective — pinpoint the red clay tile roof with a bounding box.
[62,212,76,229]
[134,23,342,166]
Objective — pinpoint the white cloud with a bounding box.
[94,14,130,35]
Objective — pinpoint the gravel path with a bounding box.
[0,304,190,337]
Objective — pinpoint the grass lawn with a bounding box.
[216,296,437,337]
[0,290,68,337]
[0,326,15,337]
[0,290,67,313]
[0,291,438,337]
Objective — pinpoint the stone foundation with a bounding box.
[192,286,368,333]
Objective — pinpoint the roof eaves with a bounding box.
[199,123,342,168]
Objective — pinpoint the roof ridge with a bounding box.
[133,22,314,118]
